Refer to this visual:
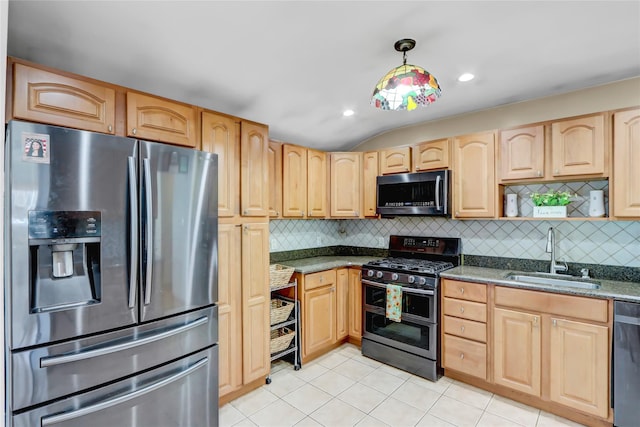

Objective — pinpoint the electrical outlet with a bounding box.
[270,237,278,251]
[316,235,323,246]
[378,237,385,247]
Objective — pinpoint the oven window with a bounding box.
[365,312,433,350]
[364,284,435,321]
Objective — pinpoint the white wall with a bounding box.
[355,77,640,151]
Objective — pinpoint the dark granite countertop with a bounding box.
[276,256,383,275]
[441,266,640,303]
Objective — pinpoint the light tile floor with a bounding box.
[220,344,587,427]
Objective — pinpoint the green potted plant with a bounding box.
[530,190,573,218]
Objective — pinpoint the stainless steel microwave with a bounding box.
[376,170,451,216]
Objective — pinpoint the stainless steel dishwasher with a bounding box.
[613,300,640,427]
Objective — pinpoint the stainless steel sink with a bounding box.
[504,272,601,290]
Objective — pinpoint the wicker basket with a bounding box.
[270,327,295,354]
[270,299,295,325]
[269,264,295,288]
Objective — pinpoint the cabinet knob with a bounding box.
[460,326,465,333]
[276,211,280,216]
[552,319,557,327]
[108,125,113,133]
[459,287,465,294]
[460,353,465,360]
[533,317,539,327]
[554,169,559,174]
[537,170,542,177]
[459,307,465,313]
[354,211,359,217]
[244,210,248,215]
[132,128,137,135]
[330,287,335,292]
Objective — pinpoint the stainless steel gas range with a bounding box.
[361,235,462,381]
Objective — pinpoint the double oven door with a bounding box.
[362,278,438,360]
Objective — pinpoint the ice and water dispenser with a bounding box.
[28,211,102,312]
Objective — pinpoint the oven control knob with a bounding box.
[391,273,399,281]
[417,277,427,285]
[407,275,415,284]
[376,271,384,279]
[367,270,374,277]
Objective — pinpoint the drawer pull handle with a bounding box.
[459,307,465,313]
[460,353,465,360]
[460,288,465,294]
[460,326,465,333]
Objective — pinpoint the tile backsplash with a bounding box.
[270,217,640,268]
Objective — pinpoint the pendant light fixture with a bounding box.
[371,38,442,111]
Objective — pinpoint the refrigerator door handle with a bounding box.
[143,158,153,305]
[127,156,138,309]
[40,357,208,426]
[40,316,208,368]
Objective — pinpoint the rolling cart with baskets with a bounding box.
[266,264,301,384]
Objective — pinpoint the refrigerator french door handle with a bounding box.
[435,175,442,211]
[40,316,208,368]
[143,158,153,305]
[127,156,138,309]
[40,357,208,426]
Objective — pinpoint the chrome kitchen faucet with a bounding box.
[546,227,568,275]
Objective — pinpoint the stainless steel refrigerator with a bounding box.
[4,120,219,427]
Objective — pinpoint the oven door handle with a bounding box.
[362,279,435,296]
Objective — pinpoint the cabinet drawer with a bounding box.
[304,270,337,291]
[443,334,487,379]
[443,316,487,342]
[443,297,487,322]
[494,286,608,323]
[442,279,487,302]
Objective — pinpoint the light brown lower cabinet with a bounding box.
[443,281,612,425]
[347,268,362,341]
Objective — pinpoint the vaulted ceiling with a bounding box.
[7,1,640,151]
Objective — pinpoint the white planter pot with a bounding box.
[533,206,567,218]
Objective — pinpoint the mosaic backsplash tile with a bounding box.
[270,217,640,268]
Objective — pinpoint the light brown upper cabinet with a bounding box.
[126,92,198,147]
[612,108,640,218]
[282,144,307,218]
[330,152,363,218]
[11,62,116,134]
[240,121,269,217]
[412,139,450,171]
[380,146,411,174]
[307,149,328,218]
[551,113,608,177]
[363,151,379,217]
[452,132,497,218]
[499,125,545,182]
[267,141,283,218]
[201,111,239,218]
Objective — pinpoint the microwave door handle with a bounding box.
[143,158,153,305]
[435,175,442,211]
[40,357,208,426]
[127,157,138,309]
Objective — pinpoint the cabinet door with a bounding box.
[551,114,606,177]
[218,224,243,397]
[268,141,283,218]
[12,63,116,134]
[499,125,544,181]
[613,108,640,218]
[336,269,349,341]
[493,308,541,397]
[549,318,609,418]
[240,122,269,217]
[307,149,328,217]
[380,146,411,174]
[303,285,336,358]
[330,152,363,217]
[413,139,449,171]
[126,92,197,147]
[201,112,239,218]
[348,268,362,339]
[241,222,270,383]
[453,132,496,218]
[363,151,379,217]
[282,144,307,218]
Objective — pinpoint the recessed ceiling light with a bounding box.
[343,109,355,117]
[458,73,475,82]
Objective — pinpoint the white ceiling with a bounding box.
[7,1,640,151]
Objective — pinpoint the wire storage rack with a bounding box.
[266,278,301,384]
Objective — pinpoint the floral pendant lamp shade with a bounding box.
[371,39,442,111]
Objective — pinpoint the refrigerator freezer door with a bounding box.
[6,121,138,349]
[10,306,216,411]
[12,345,218,427]
[139,141,218,322]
